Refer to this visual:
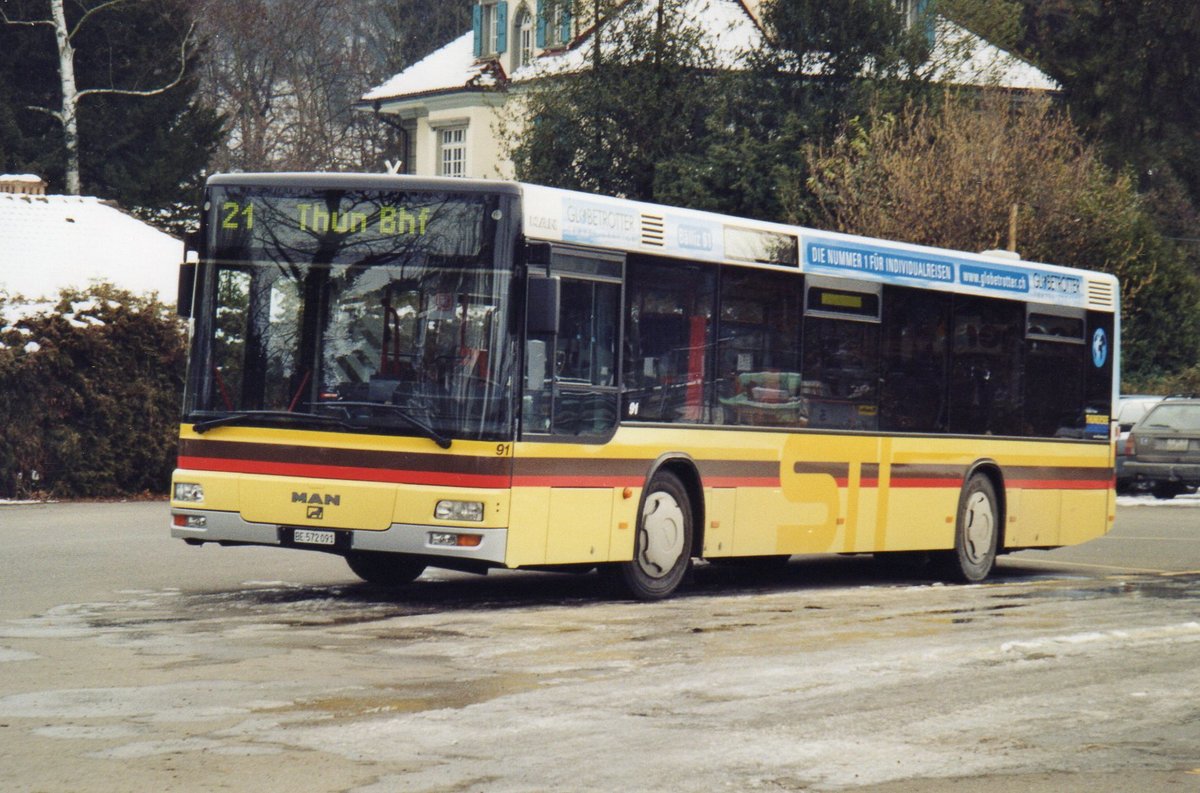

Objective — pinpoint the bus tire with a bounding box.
[935,474,999,583]
[611,471,693,600]
[344,551,426,587]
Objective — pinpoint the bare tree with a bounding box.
[1,0,194,194]
[194,0,470,173]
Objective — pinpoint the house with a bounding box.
[0,175,182,303]
[358,0,1059,181]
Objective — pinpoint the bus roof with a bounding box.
[518,181,1119,314]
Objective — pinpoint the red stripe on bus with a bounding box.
[701,476,780,488]
[1009,479,1112,490]
[177,456,511,488]
[510,475,644,488]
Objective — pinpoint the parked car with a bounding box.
[1121,397,1200,499]
[1115,395,1164,493]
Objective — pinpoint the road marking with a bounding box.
[1008,556,1200,575]
[1005,557,1171,575]
[1103,536,1200,542]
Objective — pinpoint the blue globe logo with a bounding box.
[1092,328,1108,368]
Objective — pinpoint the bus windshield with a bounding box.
[188,187,516,442]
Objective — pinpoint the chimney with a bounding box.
[0,175,48,195]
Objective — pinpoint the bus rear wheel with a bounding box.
[934,474,999,583]
[344,551,426,587]
[610,471,693,600]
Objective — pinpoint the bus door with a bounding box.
[512,248,626,566]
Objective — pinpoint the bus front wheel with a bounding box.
[610,471,693,600]
[344,551,426,587]
[934,474,999,583]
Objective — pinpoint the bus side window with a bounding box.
[622,256,716,424]
[716,268,804,427]
[801,315,881,430]
[1025,332,1084,438]
[949,296,1024,436]
[879,286,950,432]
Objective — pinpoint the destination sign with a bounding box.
[208,188,496,265]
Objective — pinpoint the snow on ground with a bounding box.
[1117,491,1200,507]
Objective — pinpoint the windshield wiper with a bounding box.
[192,410,356,434]
[316,401,453,449]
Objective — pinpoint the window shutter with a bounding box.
[496,2,508,54]
[915,0,935,47]
[472,5,482,56]
[536,0,547,48]
[559,3,572,44]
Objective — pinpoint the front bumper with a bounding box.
[170,508,508,565]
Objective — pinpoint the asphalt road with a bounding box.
[0,497,1197,792]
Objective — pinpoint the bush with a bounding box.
[0,284,187,499]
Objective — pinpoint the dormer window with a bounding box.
[473,1,508,58]
[900,0,929,30]
[537,0,573,49]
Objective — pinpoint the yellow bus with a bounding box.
[171,173,1119,599]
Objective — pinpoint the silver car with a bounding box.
[1115,395,1163,493]
[1122,397,1200,499]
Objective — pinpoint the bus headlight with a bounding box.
[174,482,205,503]
[434,500,483,522]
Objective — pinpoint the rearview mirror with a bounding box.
[527,275,560,335]
[177,260,196,318]
[177,232,200,318]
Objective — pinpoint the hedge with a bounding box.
[0,284,187,499]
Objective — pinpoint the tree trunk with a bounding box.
[50,0,82,195]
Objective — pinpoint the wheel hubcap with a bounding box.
[639,491,685,577]
[962,491,995,565]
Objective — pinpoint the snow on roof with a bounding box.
[926,18,1059,91]
[0,174,44,183]
[513,0,762,80]
[0,193,181,302]
[362,32,497,102]
[364,0,1056,105]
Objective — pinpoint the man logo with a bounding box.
[292,491,341,506]
[307,505,324,520]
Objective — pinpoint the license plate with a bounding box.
[293,528,336,546]
[1161,438,1189,451]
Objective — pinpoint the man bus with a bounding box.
[171,173,1118,599]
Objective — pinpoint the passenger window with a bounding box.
[801,282,881,430]
[622,257,717,423]
[1025,337,1084,437]
[879,287,950,432]
[949,296,1024,436]
[802,315,880,430]
[716,269,804,427]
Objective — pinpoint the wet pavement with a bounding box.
[0,501,1198,791]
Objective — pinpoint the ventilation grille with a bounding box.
[1086,278,1116,310]
[641,214,664,247]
